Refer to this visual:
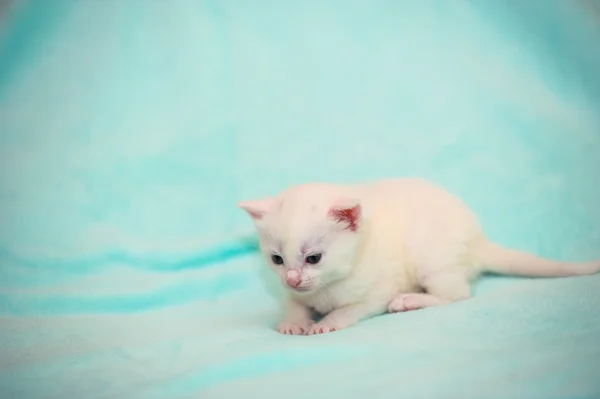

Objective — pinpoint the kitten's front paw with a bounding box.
[307,320,341,335]
[276,321,312,335]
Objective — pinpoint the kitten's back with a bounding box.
[356,178,485,283]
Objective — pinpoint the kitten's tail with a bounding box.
[477,240,600,277]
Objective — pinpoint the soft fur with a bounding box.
[238,178,600,335]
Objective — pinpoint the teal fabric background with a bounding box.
[1,1,599,398]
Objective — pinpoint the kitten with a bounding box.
[238,178,600,335]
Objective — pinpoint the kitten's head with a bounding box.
[238,183,363,295]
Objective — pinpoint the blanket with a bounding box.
[1,1,599,398]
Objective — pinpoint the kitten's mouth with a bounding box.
[289,285,313,293]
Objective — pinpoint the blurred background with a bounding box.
[1,1,600,398]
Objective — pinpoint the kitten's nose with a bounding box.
[286,270,302,288]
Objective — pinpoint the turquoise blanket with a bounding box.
[1,1,600,398]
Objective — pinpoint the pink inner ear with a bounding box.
[244,208,264,220]
[328,204,361,232]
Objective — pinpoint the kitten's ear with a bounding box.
[328,198,361,232]
[237,197,275,221]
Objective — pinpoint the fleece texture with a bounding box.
[1,1,599,398]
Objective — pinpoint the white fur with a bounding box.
[238,178,600,335]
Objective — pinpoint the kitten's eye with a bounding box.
[271,254,284,265]
[305,254,322,265]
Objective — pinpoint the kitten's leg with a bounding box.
[307,300,386,335]
[388,271,472,313]
[388,293,450,312]
[276,297,314,335]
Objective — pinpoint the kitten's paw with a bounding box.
[307,321,340,335]
[387,294,421,313]
[276,321,312,335]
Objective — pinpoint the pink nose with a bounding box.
[286,270,301,288]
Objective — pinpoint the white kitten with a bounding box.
[238,178,600,335]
